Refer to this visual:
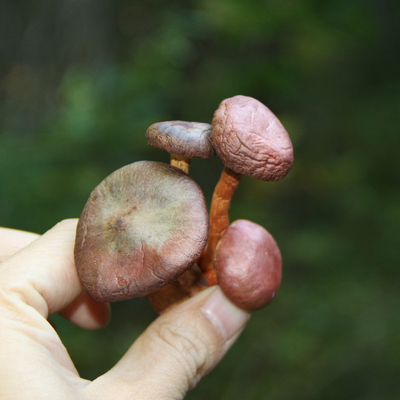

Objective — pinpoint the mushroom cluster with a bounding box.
[74,95,294,313]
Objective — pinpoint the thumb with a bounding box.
[83,286,249,400]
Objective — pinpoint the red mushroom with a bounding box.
[214,219,282,311]
[146,121,215,173]
[199,95,294,283]
[74,160,209,302]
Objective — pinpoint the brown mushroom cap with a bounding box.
[212,95,294,181]
[74,160,209,302]
[146,121,216,160]
[214,219,282,311]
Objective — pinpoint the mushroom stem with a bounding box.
[170,154,191,174]
[199,165,242,284]
[178,263,209,296]
[146,280,190,314]
[146,263,209,313]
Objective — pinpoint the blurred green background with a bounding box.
[1,0,399,398]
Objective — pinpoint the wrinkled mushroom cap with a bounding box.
[212,95,294,181]
[146,121,216,159]
[74,161,209,302]
[215,219,282,311]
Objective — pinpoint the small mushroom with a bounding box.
[199,95,294,282]
[146,121,214,311]
[213,96,294,181]
[74,160,209,302]
[214,219,282,311]
[146,121,215,173]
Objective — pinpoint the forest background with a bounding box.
[1,0,399,399]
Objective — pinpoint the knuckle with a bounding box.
[151,321,211,387]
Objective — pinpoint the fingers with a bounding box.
[0,220,110,328]
[0,227,40,262]
[0,219,82,318]
[83,286,249,400]
[1,219,250,400]
[59,291,110,329]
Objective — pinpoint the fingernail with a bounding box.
[201,286,250,341]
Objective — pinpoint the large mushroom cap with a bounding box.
[212,95,294,181]
[146,121,216,160]
[215,219,282,311]
[74,161,209,302]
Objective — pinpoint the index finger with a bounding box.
[0,219,81,318]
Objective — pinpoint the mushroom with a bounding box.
[146,121,215,173]
[199,95,294,283]
[74,160,209,302]
[146,121,215,311]
[214,219,282,311]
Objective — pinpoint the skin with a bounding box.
[0,220,249,399]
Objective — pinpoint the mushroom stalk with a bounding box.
[146,281,189,314]
[170,154,191,174]
[199,165,242,284]
[146,263,208,313]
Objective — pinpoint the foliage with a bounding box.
[1,0,400,398]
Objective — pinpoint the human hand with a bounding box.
[0,219,249,399]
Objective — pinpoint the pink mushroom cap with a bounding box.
[214,219,282,311]
[212,95,294,181]
[74,161,209,302]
